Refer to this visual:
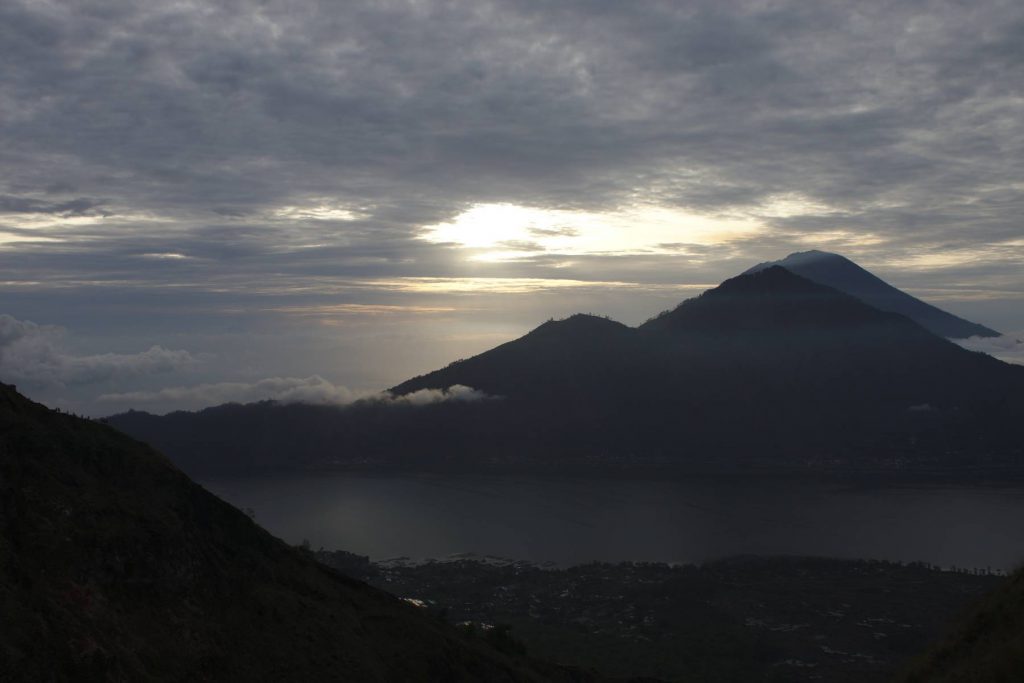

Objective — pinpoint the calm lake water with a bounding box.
[200,473,1024,570]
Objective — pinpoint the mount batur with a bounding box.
[108,251,1024,477]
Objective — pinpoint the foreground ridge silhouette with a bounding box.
[0,382,613,682]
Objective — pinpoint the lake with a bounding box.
[200,472,1024,570]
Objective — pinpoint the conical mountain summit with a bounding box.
[745,250,998,339]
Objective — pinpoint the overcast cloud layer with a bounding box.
[1,0,1022,413]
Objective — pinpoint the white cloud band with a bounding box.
[97,375,491,413]
[955,332,1024,366]
[0,313,193,388]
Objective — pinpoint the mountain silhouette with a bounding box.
[745,250,998,339]
[402,267,1013,406]
[391,313,640,399]
[107,264,1024,475]
[0,382,604,681]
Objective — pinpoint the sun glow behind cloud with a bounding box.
[420,203,762,261]
[0,232,62,246]
[371,277,712,294]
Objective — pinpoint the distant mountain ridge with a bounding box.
[396,266,996,402]
[108,259,1024,476]
[745,250,998,339]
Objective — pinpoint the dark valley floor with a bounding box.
[318,551,1002,682]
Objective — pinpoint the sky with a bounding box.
[1,0,1023,415]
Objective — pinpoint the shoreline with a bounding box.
[197,461,1024,487]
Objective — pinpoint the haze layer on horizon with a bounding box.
[2,0,1023,415]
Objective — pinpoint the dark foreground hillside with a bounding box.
[0,382,604,682]
[901,566,1024,682]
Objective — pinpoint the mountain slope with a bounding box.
[636,266,1006,402]
[391,313,640,398]
[108,268,1024,475]
[901,567,1024,682]
[406,267,1015,407]
[745,250,998,338]
[0,382,603,681]
[387,267,1024,467]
